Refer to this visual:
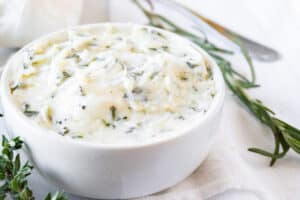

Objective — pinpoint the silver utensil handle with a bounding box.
[154,0,281,62]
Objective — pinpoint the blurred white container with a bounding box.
[0,0,109,47]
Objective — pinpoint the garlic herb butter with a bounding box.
[9,24,216,144]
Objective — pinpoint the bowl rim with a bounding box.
[0,23,225,150]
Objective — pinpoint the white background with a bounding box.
[1,0,300,199]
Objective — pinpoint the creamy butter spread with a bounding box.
[9,24,216,144]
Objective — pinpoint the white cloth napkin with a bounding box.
[1,0,300,200]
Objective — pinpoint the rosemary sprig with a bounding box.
[0,135,68,200]
[133,0,300,166]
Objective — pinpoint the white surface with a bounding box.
[0,0,300,199]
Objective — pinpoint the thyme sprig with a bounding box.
[133,0,300,166]
[0,135,68,200]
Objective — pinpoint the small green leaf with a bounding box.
[13,154,21,175]
[44,192,68,200]
[110,106,117,120]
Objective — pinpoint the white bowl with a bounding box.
[0,23,225,199]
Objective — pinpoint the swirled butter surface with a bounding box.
[8,24,216,144]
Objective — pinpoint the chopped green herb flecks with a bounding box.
[149,47,157,51]
[102,119,111,127]
[149,71,159,80]
[79,62,89,67]
[210,91,216,97]
[190,106,200,112]
[94,57,105,62]
[178,71,190,81]
[110,106,117,120]
[10,84,20,94]
[180,76,188,81]
[132,71,144,78]
[79,86,86,96]
[123,93,128,99]
[57,71,72,85]
[132,87,143,94]
[56,120,63,125]
[161,46,169,51]
[23,104,39,117]
[62,71,71,79]
[186,61,198,69]
[72,135,83,139]
[66,53,80,63]
[126,127,136,134]
[62,127,70,135]
[178,115,185,120]
[192,86,198,92]
[23,63,29,69]
[101,118,116,129]
[46,107,53,122]
[151,30,166,39]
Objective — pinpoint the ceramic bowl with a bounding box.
[0,23,225,199]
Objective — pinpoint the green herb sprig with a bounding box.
[133,0,300,166]
[0,135,67,200]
